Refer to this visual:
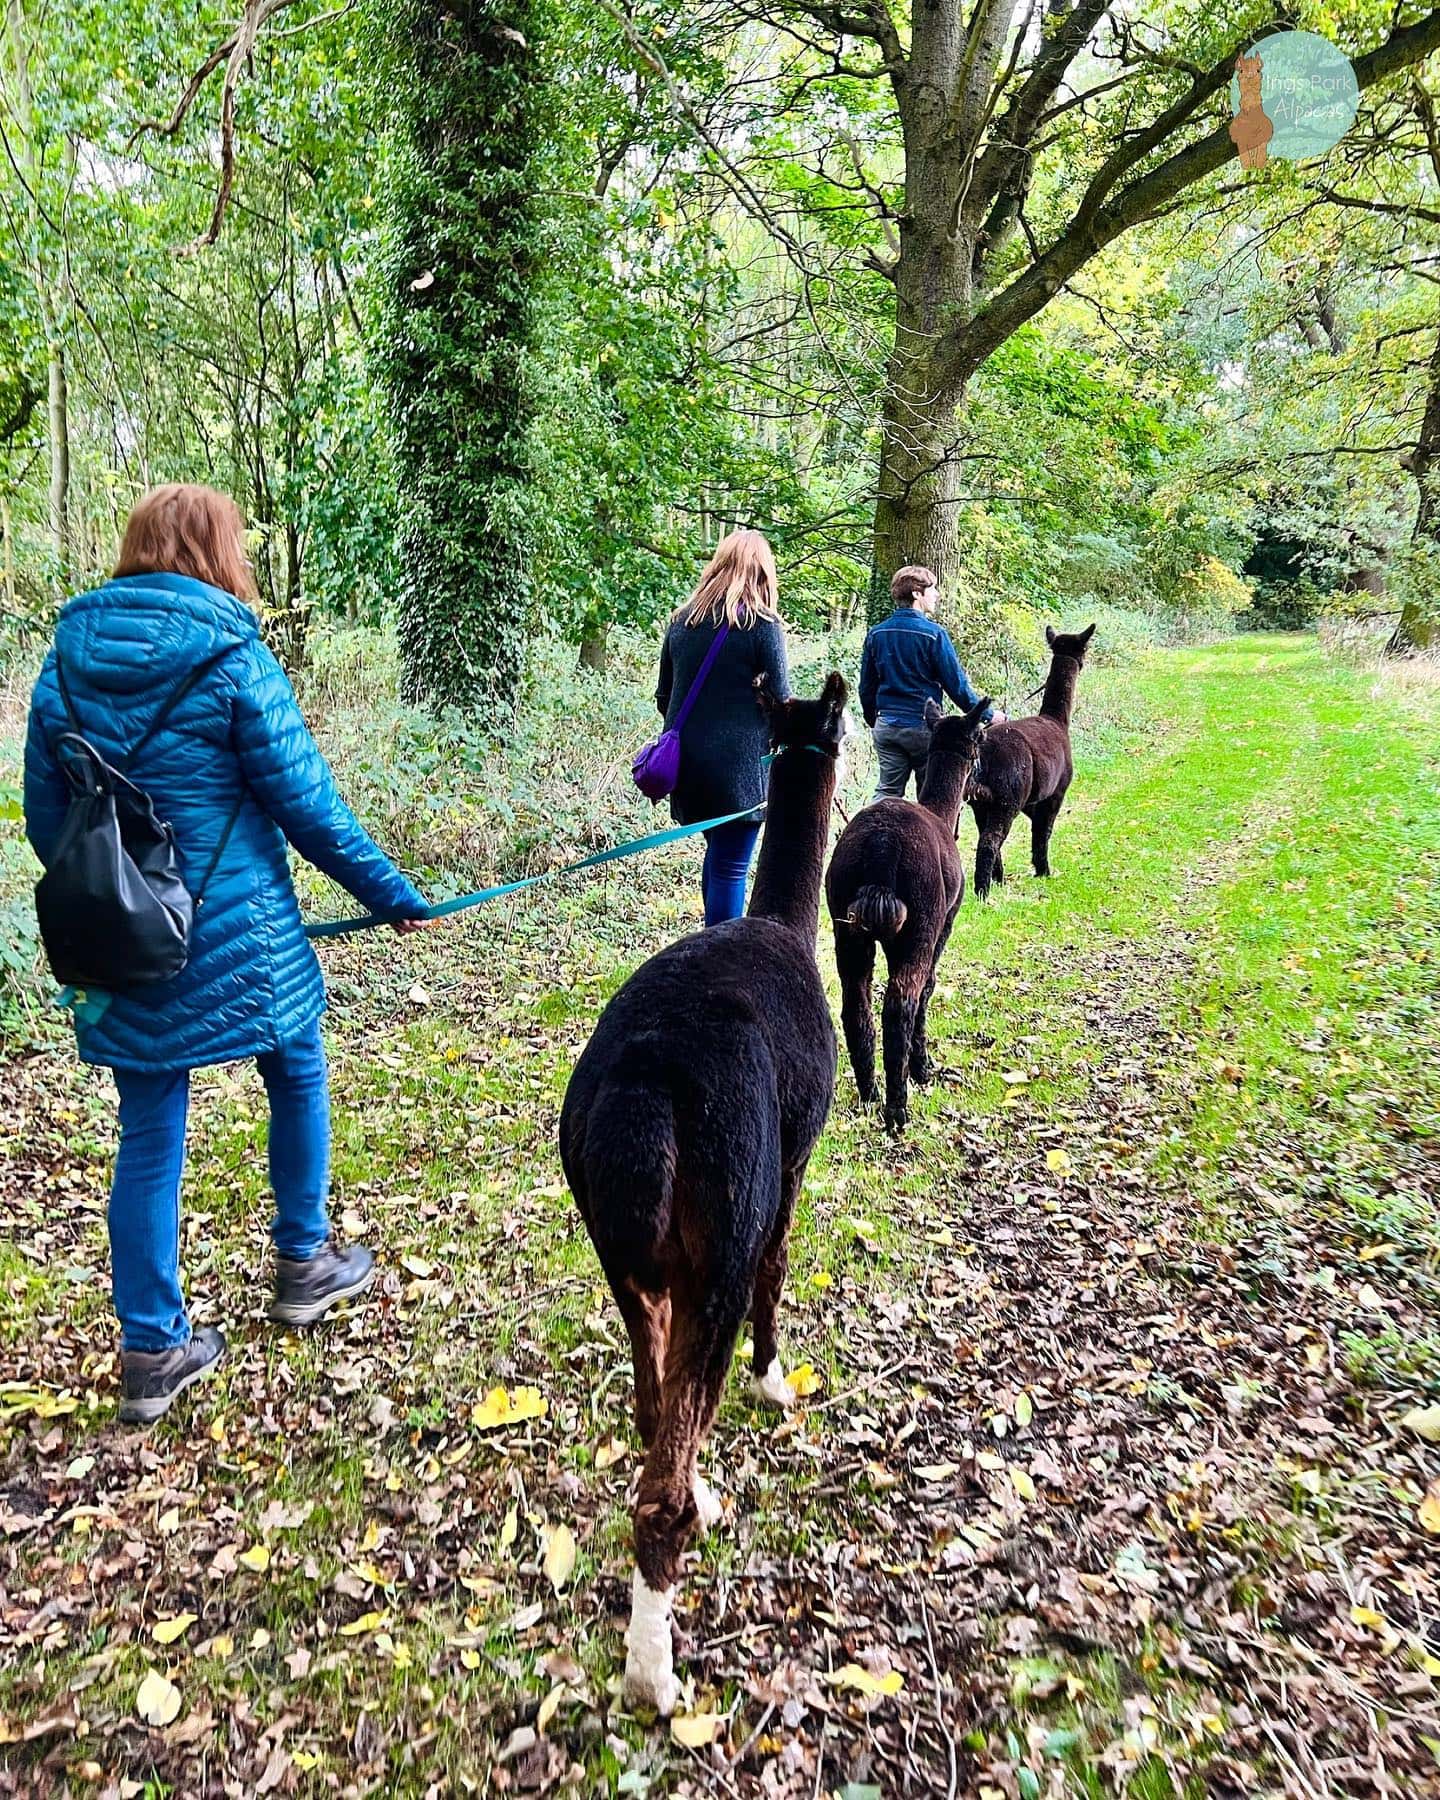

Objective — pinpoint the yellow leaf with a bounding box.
[135,1668,182,1728]
[914,1462,960,1482]
[786,1363,822,1398]
[594,1438,627,1471]
[825,1664,904,1698]
[1350,1604,1385,1630]
[671,1712,725,1747]
[292,1752,321,1771]
[810,1271,833,1291]
[536,1685,564,1734]
[1045,1149,1072,1177]
[471,1386,548,1432]
[1419,1483,1440,1536]
[238,1544,270,1573]
[543,1524,577,1593]
[208,1635,234,1659]
[151,1613,197,1646]
[1401,1405,1440,1444]
[352,1559,386,1586]
[360,1519,383,1553]
[460,1648,480,1670]
[340,1610,389,1638]
[1011,1468,1037,1503]
[499,1504,518,1553]
[1014,1391,1034,1428]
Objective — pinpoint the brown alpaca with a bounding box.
[1230,53,1273,170]
[968,623,1094,900]
[825,695,990,1133]
[558,674,848,1714]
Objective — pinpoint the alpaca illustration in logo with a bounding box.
[1230,52,1273,169]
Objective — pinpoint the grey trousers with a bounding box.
[872,718,933,800]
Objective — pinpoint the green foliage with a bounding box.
[368,0,542,709]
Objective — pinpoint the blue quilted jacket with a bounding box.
[23,572,427,1073]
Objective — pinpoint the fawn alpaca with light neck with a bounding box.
[559,673,847,1713]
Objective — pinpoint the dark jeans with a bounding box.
[872,718,933,800]
[701,818,762,925]
[108,1020,332,1351]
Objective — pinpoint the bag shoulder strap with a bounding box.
[672,620,731,733]
[53,642,243,773]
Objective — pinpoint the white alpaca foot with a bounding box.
[623,1571,679,1716]
[692,1471,723,1533]
[750,1355,797,1410]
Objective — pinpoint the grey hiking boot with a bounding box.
[119,1325,226,1425]
[269,1238,375,1326]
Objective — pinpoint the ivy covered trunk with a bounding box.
[1393,325,1440,653]
[370,0,537,709]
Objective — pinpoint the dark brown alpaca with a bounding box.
[826,695,989,1133]
[558,674,847,1714]
[969,623,1094,900]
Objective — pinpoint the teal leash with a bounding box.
[303,801,767,941]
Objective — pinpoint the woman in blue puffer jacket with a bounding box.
[24,484,430,1423]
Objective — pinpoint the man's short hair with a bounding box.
[891,565,937,606]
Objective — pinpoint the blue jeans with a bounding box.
[109,1020,332,1351]
[701,819,762,926]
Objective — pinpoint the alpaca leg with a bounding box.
[614,1281,670,1449]
[910,905,958,1084]
[1030,794,1063,877]
[992,850,1005,885]
[974,821,1005,900]
[835,926,878,1105]
[628,1280,747,1714]
[750,1162,804,1408]
[882,968,923,1134]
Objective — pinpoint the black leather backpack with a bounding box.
[35,648,241,990]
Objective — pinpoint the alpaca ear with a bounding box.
[821,670,847,721]
[753,670,782,723]
[966,694,991,724]
[923,698,943,729]
[1079,622,1096,646]
[1045,625,1057,647]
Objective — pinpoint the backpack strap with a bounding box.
[52,642,243,772]
[192,793,247,907]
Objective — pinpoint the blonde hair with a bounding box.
[679,529,781,628]
[115,484,255,602]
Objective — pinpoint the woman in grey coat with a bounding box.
[655,530,791,923]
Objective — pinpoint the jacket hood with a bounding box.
[53,573,259,698]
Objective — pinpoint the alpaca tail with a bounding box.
[562,1035,678,1291]
[846,884,907,940]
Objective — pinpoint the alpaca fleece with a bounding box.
[968,622,1094,899]
[826,696,989,1133]
[559,674,846,1711]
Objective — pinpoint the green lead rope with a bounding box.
[303,802,768,941]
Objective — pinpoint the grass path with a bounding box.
[1,635,1438,1798]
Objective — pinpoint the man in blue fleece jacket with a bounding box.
[859,565,1002,800]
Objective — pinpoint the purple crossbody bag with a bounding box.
[632,621,731,804]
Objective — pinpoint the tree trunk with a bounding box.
[370,0,537,712]
[578,621,609,671]
[46,338,70,579]
[1391,325,1440,654]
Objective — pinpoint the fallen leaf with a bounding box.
[786,1363,822,1397]
[595,1438,627,1470]
[151,1613,197,1646]
[1350,1604,1385,1630]
[135,1669,182,1728]
[671,1712,725,1747]
[1401,1405,1440,1444]
[1045,1149,1072,1177]
[1011,1468,1037,1502]
[536,1685,565,1734]
[340,1610,390,1638]
[1001,1070,1029,1086]
[1014,1391,1034,1428]
[400,1255,433,1279]
[544,1524,577,1593]
[825,1664,904,1698]
[238,1544,271,1573]
[471,1386,548,1431]
[1419,1482,1440,1536]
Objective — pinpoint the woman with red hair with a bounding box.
[24,485,429,1423]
